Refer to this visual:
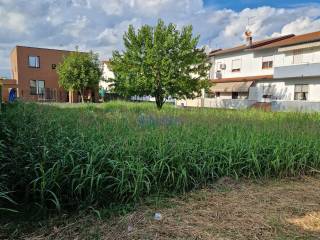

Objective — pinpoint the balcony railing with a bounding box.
[274,62,320,79]
[177,98,257,109]
[29,87,61,102]
[177,98,320,112]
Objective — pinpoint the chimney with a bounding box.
[245,29,253,47]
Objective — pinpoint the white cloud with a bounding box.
[208,6,320,49]
[97,18,141,46]
[0,9,27,33]
[0,0,320,77]
[97,0,203,17]
[99,0,126,16]
[276,17,320,35]
[63,16,89,38]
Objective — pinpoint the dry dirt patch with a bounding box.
[14,176,320,239]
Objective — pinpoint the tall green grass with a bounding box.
[1,101,320,215]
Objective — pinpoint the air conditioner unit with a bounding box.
[216,71,222,79]
[220,63,226,70]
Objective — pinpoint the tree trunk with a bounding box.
[79,90,84,103]
[155,69,164,110]
[155,95,164,110]
[69,90,73,103]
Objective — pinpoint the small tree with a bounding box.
[110,19,211,109]
[57,51,102,103]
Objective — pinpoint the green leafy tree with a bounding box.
[110,19,211,109]
[57,51,102,103]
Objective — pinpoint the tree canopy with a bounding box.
[110,19,211,109]
[57,51,102,102]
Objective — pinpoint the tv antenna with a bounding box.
[247,16,255,28]
[245,16,255,38]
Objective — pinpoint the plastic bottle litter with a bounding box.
[127,225,133,232]
[154,212,162,221]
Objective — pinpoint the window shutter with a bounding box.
[302,84,309,92]
[295,85,302,92]
[232,59,241,70]
[262,56,273,62]
[293,50,303,64]
[295,84,309,93]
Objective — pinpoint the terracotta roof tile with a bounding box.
[209,31,320,56]
[254,31,320,50]
[209,35,294,56]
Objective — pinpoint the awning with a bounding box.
[210,81,253,93]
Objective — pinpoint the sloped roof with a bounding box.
[254,31,320,50]
[209,31,320,57]
[15,45,75,53]
[209,35,294,56]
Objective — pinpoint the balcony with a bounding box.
[274,62,320,79]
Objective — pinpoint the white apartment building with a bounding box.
[178,30,320,111]
[101,60,175,103]
[100,61,114,91]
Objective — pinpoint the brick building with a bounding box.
[5,46,98,103]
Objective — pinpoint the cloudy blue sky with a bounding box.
[203,0,320,10]
[1,0,320,77]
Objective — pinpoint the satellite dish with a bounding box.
[245,30,252,37]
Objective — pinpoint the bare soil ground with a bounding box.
[4,176,320,240]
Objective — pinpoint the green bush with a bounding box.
[1,101,320,215]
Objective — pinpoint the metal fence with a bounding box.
[177,98,257,109]
[30,87,62,102]
[271,100,320,112]
[203,99,257,109]
[177,98,320,112]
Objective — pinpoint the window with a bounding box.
[262,94,272,99]
[262,56,273,69]
[262,61,273,69]
[262,84,274,99]
[206,92,220,98]
[219,63,226,70]
[232,92,239,99]
[30,80,45,95]
[216,62,226,73]
[231,59,241,72]
[293,50,303,64]
[294,84,308,100]
[28,56,40,68]
[205,92,216,98]
[30,80,37,95]
[216,70,222,79]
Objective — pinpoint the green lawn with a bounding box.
[1,101,320,216]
